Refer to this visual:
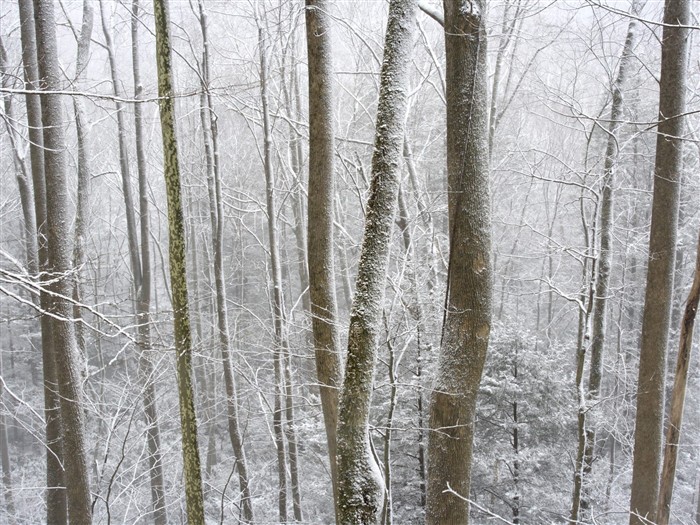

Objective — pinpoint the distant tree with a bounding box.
[426,0,492,523]
[152,0,205,522]
[629,0,691,523]
[336,0,417,522]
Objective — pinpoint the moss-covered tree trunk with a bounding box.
[152,0,205,522]
[336,1,417,522]
[628,0,690,523]
[425,0,492,523]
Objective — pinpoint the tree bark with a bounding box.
[197,2,254,520]
[336,1,417,522]
[131,1,168,522]
[305,0,344,518]
[628,0,690,523]
[17,2,67,522]
[426,0,492,523]
[152,0,206,522]
[33,1,92,523]
[656,229,700,525]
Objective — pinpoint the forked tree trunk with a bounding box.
[152,0,206,522]
[656,229,700,525]
[305,0,344,518]
[131,1,167,522]
[17,2,66,522]
[33,1,92,523]
[426,0,492,523]
[197,2,254,520]
[336,1,417,522]
[628,0,690,523]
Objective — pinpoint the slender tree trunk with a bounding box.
[34,1,92,523]
[425,1,492,523]
[574,5,643,519]
[0,355,17,525]
[17,2,66,522]
[337,1,417,522]
[305,0,344,518]
[656,230,700,525]
[197,3,254,520]
[258,26,291,522]
[629,1,690,523]
[131,2,167,522]
[152,0,206,522]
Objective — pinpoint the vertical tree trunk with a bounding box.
[305,0,344,517]
[0,355,17,525]
[132,1,167,522]
[152,0,206,522]
[628,1,690,523]
[33,1,92,523]
[197,2,254,520]
[336,1,417,522]
[17,2,66,522]
[258,26,290,522]
[656,229,700,525]
[572,4,642,519]
[426,0,492,523]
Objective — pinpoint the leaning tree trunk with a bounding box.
[197,1,254,520]
[152,0,206,522]
[628,0,690,523]
[656,229,700,525]
[426,0,492,523]
[33,1,92,523]
[336,1,417,523]
[131,1,168,522]
[17,2,66,522]
[305,0,344,518]
[572,3,642,520]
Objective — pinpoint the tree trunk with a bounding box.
[628,0,690,523]
[152,0,206,522]
[426,0,492,523]
[0,355,17,525]
[656,229,700,525]
[17,2,66,522]
[305,0,344,518]
[34,1,92,523]
[197,2,254,520]
[336,1,417,522]
[132,1,168,522]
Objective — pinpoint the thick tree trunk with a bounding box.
[197,2,254,520]
[17,2,66,522]
[152,0,206,522]
[33,1,92,523]
[131,2,167,522]
[336,1,416,522]
[656,230,700,525]
[426,1,492,523]
[305,0,344,518]
[628,1,690,523]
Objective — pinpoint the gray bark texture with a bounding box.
[305,0,344,518]
[17,2,66,522]
[33,0,92,523]
[152,0,206,522]
[336,1,417,523]
[426,0,492,523]
[656,229,700,525]
[628,0,690,523]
